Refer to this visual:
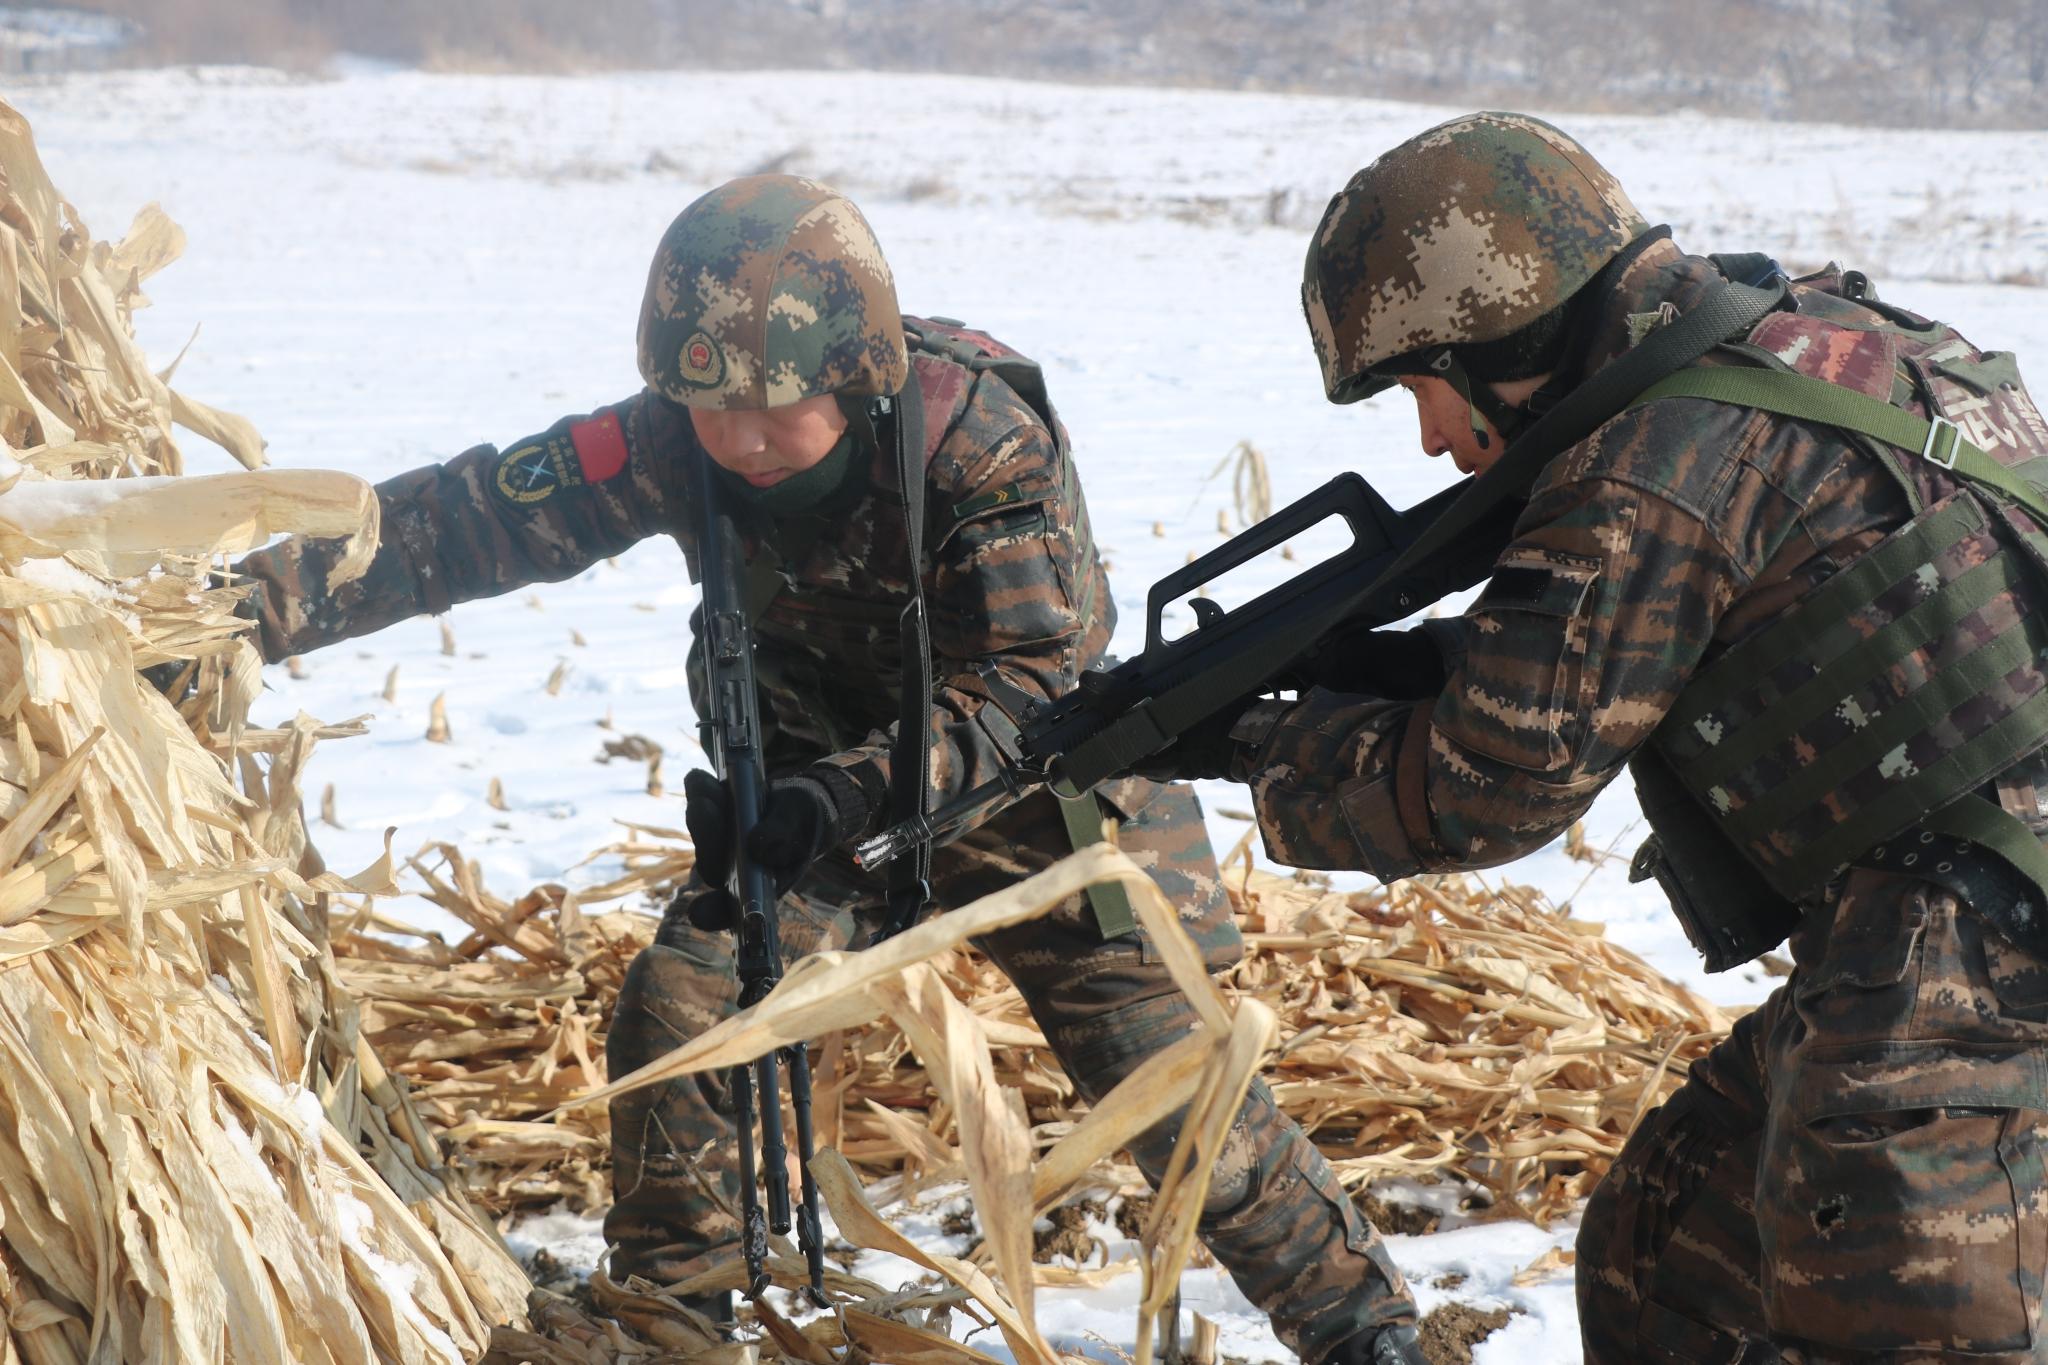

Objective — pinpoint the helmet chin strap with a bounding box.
[1427,348,1532,451]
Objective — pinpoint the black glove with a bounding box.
[1120,694,1257,784]
[1296,618,1466,700]
[683,764,873,909]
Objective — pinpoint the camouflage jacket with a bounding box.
[1236,239,2048,878]
[238,317,1116,872]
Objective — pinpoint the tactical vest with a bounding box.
[1622,273,2048,969]
[724,316,1135,936]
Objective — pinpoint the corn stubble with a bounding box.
[361,814,1728,1362]
[0,99,528,1362]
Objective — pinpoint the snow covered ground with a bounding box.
[11,62,2048,1361]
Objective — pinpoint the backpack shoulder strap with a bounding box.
[902,316,1065,455]
[1629,365,2048,526]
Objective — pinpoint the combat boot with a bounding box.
[603,938,743,1316]
[1321,1322,1426,1365]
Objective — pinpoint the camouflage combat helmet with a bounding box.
[638,174,909,410]
[1303,112,1648,405]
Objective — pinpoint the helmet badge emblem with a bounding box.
[677,329,725,388]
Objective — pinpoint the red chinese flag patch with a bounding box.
[569,411,629,483]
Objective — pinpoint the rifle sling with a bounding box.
[1375,278,1788,608]
[1052,787,1138,938]
[884,370,935,937]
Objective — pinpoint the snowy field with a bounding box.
[12,62,2048,1362]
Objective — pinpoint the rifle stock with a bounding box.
[856,471,1510,869]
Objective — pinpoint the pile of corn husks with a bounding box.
[340,820,1732,1363]
[0,98,530,1361]
[351,830,1731,1236]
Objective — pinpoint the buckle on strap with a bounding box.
[1923,415,1962,470]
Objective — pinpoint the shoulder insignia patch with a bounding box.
[1475,554,1600,617]
[1749,311,1897,398]
[569,410,629,483]
[492,434,584,507]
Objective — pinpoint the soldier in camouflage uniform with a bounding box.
[1132,113,2048,1361]
[235,175,1424,1365]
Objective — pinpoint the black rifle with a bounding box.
[855,269,1791,873]
[856,471,1512,869]
[692,457,830,1306]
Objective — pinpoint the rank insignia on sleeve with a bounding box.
[494,438,575,506]
[951,484,1019,519]
[675,329,726,388]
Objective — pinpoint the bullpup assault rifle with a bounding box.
[855,471,1512,870]
[856,268,1796,873]
[692,457,830,1306]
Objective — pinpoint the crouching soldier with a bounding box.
[235,175,1426,1365]
[1131,112,2048,1362]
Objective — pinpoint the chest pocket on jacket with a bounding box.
[1453,552,1602,773]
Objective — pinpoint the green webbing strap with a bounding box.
[743,553,789,621]
[1725,616,2044,847]
[1631,366,2048,526]
[1053,789,1137,939]
[1790,687,2048,892]
[1924,792,2048,902]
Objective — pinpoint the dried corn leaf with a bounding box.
[0,95,531,1363]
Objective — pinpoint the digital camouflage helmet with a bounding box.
[1303,112,1648,406]
[637,174,909,410]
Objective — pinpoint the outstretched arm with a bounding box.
[236,396,687,661]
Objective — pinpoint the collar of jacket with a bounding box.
[1572,238,1732,380]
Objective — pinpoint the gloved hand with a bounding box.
[683,765,872,925]
[1295,618,1466,700]
[1119,694,1258,784]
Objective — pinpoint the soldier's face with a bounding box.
[689,394,849,488]
[1397,374,1544,477]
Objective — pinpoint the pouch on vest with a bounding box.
[1628,746,1803,972]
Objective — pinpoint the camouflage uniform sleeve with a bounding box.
[235,394,687,661]
[1237,410,1780,877]
[816,402,1102,833]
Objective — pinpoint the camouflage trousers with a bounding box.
[605,782,1414,1363]
[1577,866,2048,1362]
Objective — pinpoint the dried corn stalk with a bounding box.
[350,833,1729,1231]
[0,97,528,1361]
[344,834,1729,1360]
[573,844,1271,1365]
[1235,868,1732,1217]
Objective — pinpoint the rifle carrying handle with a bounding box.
[1143,472,1402,655]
